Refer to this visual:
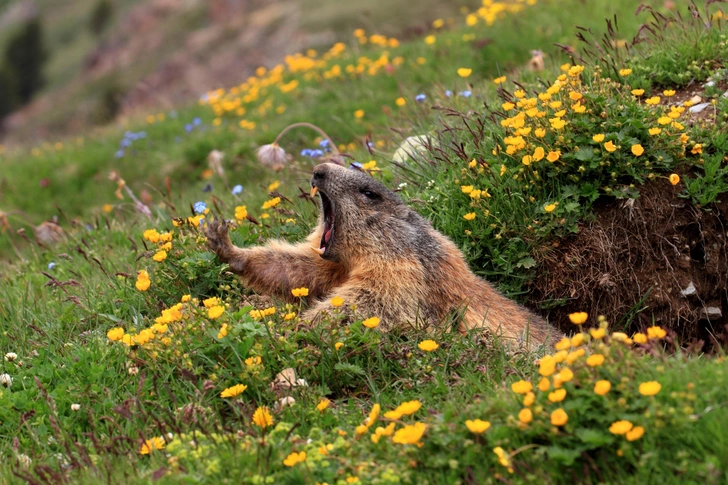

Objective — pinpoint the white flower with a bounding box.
[398,182,408,190]
[128,366,139,376]
[392,135,436,165]
[17,454,31,469]
[71,404,81,411]
[255,143,288,171]
[0,374,11,387]
[4,352,17,362]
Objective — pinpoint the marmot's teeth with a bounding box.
[310,187,319,197]
[310,246,325,256]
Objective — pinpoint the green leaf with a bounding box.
[516,257,536,269]
[334,363,366,376]
[575,428,614,448]
[546,446,581,466]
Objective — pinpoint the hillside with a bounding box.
[0,0,727,483]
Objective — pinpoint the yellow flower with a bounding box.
[619,68,632,76]
[153,250,167,262]
[518,408,533,424]
[631,144,644,156]
[663,89,676,97]
[208,305,224,319]
[395,97,406,107]
[631,89,645,96]
[556,368,574,384]
[547,150,561,162]
[107,327,125,341]
[463,212,476,221]
[465,419,491,434]
[235,206,248,221]
[267,180,281,192]
[633,333,648,344]
[261,197,281,209]
[136,270,151,291]
[550,118,566,130]
[551,408,568,426]
[493,447,513,471]
[538,377,550,392]
[533,146,545,161]
[220,384,247,398]
[538,355,556,377]
[604,141,617,152]
[461,185,474,194]
[502,102,515,111]
[245,356,262,366]
[568,312,588,325]
[362,317,380,329]
[657,116,672,125]
[354,109,365,119]
[283,451,307,467]
[590,328,606,339]
[397,400,422,416]
[493,76,506,84]
[362,160,377,170]
[592,134,605,143]
[523,391,536,406]
[252,406,273,428]
[457,68,472,78]
[317,398,330,412]
[609,420,633,435]
[544,203,557,213]
[366,403,380,426]
[143,229,160,243]
[392,422,427,445]
[424,35,436,45]
[669,174,680,186]
[432,18,444,28]
[335,342,344,350]
[548,389,567,402]
[102,203,113,213]
[418,339,438,351]
[522,155,532,166]
[139,437,165,454]
[511,380,533,394]
[645,96,661,105]
[331,296,344,307]
[594,380,611,396]
[586,354,605,366]
[648,127,662,136]
[639,381,661,396]
[291,287,309,297]
[626,426,645,441]
[355,424,368,435]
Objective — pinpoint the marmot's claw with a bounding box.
[204,218,233,262]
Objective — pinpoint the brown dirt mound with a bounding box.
[531,182,728,348]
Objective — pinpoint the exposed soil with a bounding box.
[531,181,728,349]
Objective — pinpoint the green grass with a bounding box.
[1,0,728,482]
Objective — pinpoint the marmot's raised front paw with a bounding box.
[204,218,234,262]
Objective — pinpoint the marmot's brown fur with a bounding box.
[205,163,559,348]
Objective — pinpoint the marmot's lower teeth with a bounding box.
[311,247,325,255]
[310,187,318,197]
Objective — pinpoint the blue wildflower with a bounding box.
[415,94,426,102]
[459,90,472,98]
[319,139,330,149]
[445,90,453,97]
[232,184,244,195]
[301,149,313,157]
[185,124,193,133]
[202,183,213,193]
[115,150,125,158]
[350,161,363,169]
[311,149,325,158]
[47,262,56,270]
[193,117,201,126]
[193,201,207,214]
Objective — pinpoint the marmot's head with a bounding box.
[310,163,432,265]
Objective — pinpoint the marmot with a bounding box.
[205,162,559,348]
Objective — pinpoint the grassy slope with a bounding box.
[1,0,728,483]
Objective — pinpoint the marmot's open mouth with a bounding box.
[317,190,335,255]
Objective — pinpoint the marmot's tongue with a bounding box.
[324,227,332,244]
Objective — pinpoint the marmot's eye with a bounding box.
[361,189,379,200]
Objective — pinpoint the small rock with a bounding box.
[701,306,722,320]
[704,80,715,88]
[689,95,702,104]
[680,281,697,297]
[689,102,711,114]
